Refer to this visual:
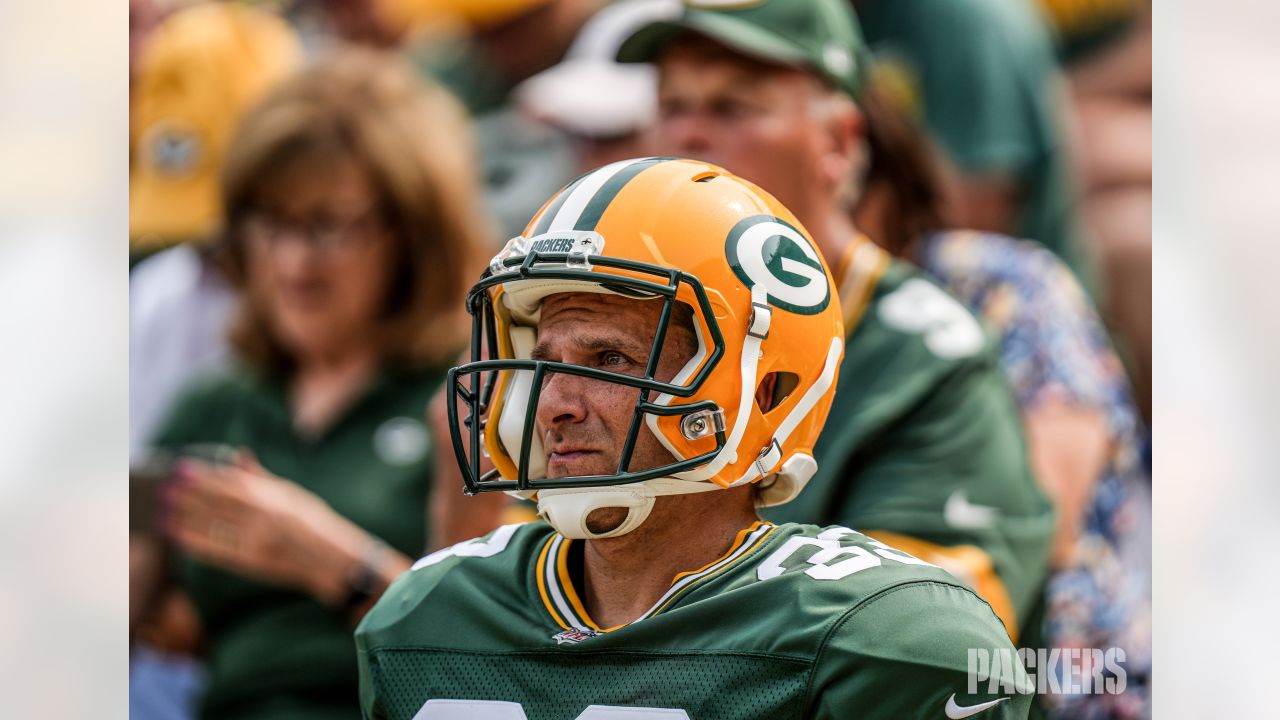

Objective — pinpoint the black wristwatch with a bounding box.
[341,540,388,614]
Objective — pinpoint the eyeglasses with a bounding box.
[242,207,385,254]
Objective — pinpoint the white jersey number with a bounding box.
[410,523,524,571]
[414,700,690,720]
[877,278,984,359]
[756,527,934,582]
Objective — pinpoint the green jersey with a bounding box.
[152,363,446,720]
[356,521,1032,720]
[763,243,1053,640]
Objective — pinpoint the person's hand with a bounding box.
[163,451,369,603]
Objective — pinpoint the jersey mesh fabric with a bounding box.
[367,649,810,720]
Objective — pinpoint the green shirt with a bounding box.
[357,521,1033,720]
[152,363,447,720]
[763,247,1053,640]
[856,0,1094,292]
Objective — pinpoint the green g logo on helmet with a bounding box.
[725,215,831,314]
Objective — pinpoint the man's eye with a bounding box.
[657,97,685,119]
[711,99,752,119]
[601,351,628,367]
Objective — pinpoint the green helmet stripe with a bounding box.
[572,157,676,232]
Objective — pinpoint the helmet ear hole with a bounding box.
[756,372,799,414]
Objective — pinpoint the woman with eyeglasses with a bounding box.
[131,49,506,720]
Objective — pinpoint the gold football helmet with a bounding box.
[448,157,844,538]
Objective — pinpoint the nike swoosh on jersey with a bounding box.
[943,490,1001,529]
[944,694,1009,719]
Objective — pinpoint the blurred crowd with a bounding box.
[128,0,1151,718]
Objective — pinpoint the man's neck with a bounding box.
[289,343,380,436]
[579,488,759,629]
[809,208,860,276]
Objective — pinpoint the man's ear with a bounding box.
[817,93,866,191]
[755,372,779,413]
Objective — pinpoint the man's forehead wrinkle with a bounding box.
[667,79,763,104]
[541,293,666,333]
[660,60,759,95]
[533,293,694,367]
[532,329,654,360]
[542,290,660,313]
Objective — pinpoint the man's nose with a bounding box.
[661,113,713,157]
[535,370,590,429]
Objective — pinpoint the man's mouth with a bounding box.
[546,448,603,475]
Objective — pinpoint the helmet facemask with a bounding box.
[446,243,730,502]
[445,157,845,540]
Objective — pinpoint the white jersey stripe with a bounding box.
[545,535,589,631]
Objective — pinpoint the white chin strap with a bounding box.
[537,477,723,540]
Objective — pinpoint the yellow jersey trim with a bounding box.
[535,535,570,630]
[864,529,1021,642]
[836,235,891,334]
[536,521,777,633]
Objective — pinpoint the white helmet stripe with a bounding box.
[546,158,643,232]
[773,336,843,447]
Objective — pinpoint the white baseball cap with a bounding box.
[514,0,680,139]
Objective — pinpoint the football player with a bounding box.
[356,158,1032,719]
[615,0,1053,640]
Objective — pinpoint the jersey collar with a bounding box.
[535,520,778,633]
[834,234,891,335]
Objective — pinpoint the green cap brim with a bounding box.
[617,12,811,70]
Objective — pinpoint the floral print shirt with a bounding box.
[918,231,1151,719]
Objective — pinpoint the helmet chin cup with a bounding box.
[537,477,724,540]
[755,452,818,508]
[536,486,656,540]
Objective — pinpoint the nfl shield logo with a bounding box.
[552,628,602,645]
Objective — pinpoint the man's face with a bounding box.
[531,292,697,479]
[655,40,829,223]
